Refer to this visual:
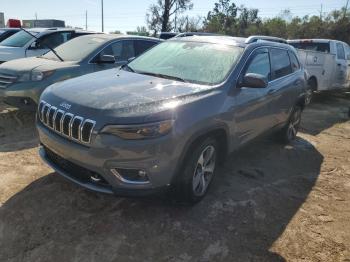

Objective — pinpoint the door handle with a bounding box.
[267,89,276,95]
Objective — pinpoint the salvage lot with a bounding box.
[0,93,349,261]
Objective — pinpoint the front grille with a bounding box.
[39,100,96,144]
[44,146,110,187]
[0,73,17,89]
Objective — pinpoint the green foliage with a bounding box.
[203,0,350,44]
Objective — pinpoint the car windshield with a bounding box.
[289,42,330,53]
[42,36,106,62]
[0,30,38,47]
[128,41,243,85]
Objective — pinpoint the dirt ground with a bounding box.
[0,92,349,262]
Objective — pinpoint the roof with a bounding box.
[0,28,21,32]
[169,35,247,46]
[288,39,336,43]
[170,35,293,49]
[74,33,161,42]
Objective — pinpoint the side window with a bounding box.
[38,32,73,49]
[100,40,135,62]
[245,51,271,80]
[289,51,300,72]
[270,48,293,80]
[134,40,158,56]
[336,43,345,60]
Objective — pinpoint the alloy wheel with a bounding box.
[192,145,216,197]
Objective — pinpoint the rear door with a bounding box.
[268,48,301,125]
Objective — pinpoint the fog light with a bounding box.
[111,168,150,185]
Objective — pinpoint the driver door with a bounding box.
[233,48,275,145]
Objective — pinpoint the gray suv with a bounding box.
[37,35,307,203]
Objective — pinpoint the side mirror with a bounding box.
[98,54,116,64]
[347,54,350,60]
[240,73,268,88]
[128,57,136,63]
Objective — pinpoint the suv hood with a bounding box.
[0,46,25,62]
[0,57,78,73]
[42,68,216,121]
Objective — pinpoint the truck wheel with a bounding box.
[279,106,302,144]
[306,78,316,105]
[174,138,218,204]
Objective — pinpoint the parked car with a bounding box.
[0,34,161,110]
[157,32,177,40]
[0,28,98,64]
[37,35,307,203]
[288,39,350,100]
[0,28,20,43]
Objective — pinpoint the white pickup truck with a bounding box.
[288,39,350,95]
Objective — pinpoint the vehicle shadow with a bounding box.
[0,105,38,152]
[0,137,323,261]
[301,91,350,136]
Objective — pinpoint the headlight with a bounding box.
[18,70,55,82]
[31,70,55,81]
[101,120,174,140]
[17,72,31,82]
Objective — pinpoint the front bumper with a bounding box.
[37,121,183,196]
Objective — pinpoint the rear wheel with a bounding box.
[279,106,302,144]
[306,78,317,105]
[174,138,218,204]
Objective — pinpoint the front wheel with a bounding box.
[174,138,218,204]
[279,106,302,144]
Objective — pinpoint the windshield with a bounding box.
[128,41,243,85]
[42,36,106,62]
[0,30,38,47]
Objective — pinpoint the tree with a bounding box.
[204,0,238,34]
[177,15,203,32]
[146,0,193,35]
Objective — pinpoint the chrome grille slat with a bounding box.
[38,101,96,145]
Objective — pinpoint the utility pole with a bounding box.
[35,12,38,20]
[85,10,88,30]
[319,4,323,20]
[344,0,349,18]
[101,0,104,32]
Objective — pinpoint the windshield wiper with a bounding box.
[21,28,64,62]
[137,71,187,83]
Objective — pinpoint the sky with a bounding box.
[0,0,347,33]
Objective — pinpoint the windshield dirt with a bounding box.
[128,41,243,85]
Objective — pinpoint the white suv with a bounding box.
[0,28,98,64]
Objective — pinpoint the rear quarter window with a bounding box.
[336,43,346,60]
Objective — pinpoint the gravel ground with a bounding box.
[0,92,349,262]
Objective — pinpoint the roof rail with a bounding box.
[245,35,287,44]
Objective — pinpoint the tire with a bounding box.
[173,137,218,204]
[306,78,316,105]
[279,106,302,144]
